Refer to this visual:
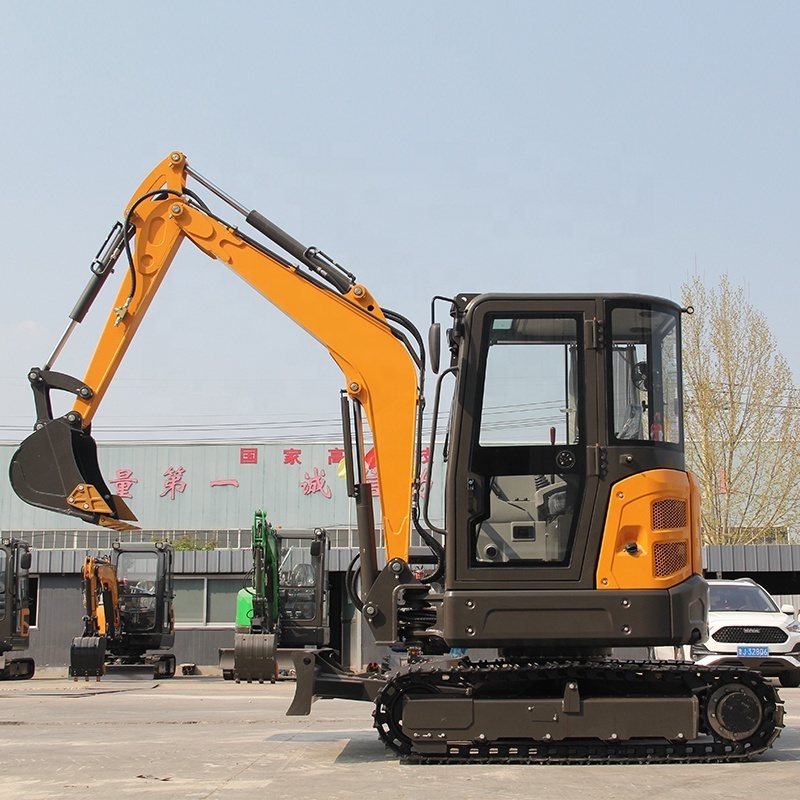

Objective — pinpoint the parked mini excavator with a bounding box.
[219,511,329,683]
[9,152,783,760]
[0,538,35,680]
[70,541,176,679]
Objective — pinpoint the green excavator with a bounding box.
[219,512,328,683]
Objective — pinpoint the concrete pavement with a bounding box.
[1,675,797,799]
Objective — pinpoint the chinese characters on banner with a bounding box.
[106,444,431,504]
[109,469,138,499]
[160,466,187,500]
[283,448,302,465]
[240,447,258,464]
[300,467,332,498]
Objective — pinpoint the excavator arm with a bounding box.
[79,557,121,639]
[10,152,421,561]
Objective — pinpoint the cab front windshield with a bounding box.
[279,544,319,621]
[117,551,159,632]
[709,583,778,613]
[117,552,159,595]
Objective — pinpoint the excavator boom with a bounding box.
[10,152,422,560]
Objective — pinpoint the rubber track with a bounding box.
[373,659,785,764]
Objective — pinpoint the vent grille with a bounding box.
[712,626,788,644]
[652,499,687,530]
[653,540,688,577]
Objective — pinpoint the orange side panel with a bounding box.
[596,469,699,591]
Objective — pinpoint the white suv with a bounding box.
[690,578,800,688]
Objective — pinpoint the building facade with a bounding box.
[1,440,443,670]
[3,441,800,671]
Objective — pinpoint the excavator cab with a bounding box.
[0,538,35,680]
[115,543,174,642]
[434,294,705,650]
[277,530,329,649]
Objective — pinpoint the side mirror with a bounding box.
[428,322,441,374]
[20,553,32,571]
[780,603,796,616]
[310,541,322,558]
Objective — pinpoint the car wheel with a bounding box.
[779,672,800,688]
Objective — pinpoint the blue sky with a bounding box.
[2,2,799,441]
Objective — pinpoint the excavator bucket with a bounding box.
[232,633,278,683]
[9,419,138,530]
[69,636,107,680]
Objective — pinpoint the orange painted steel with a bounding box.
[596,468,701,591]
[71,153,419,562]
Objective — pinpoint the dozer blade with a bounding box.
[9,418,138,529]
[0,657,35,680]
[103,654,176,681]
[233,633,278,683]
[70,636,107,680]
[287,648,386,716]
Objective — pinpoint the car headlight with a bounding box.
[786,619,800,633]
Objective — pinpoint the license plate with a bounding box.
[738,646,769,658]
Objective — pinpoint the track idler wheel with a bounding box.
[704,682,763,741]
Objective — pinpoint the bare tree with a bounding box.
[681,274,800,545]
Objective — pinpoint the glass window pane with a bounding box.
[174,578,205,624]
[479,316,580,445]
[207,578,242,624]
[610,306,681,444]
[475,473,581,566]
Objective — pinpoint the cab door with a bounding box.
[445,295,604,590]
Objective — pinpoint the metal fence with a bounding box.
[3,525,425,551]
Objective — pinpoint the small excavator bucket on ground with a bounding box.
[70,636,107,680]
[233,633,278,683]
[9,419,137,530]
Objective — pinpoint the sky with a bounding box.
[1,2,799,444]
